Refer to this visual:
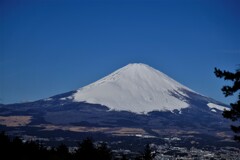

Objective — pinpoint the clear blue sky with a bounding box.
[1,0,239,104]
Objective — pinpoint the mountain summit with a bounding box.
[68,63,196,113]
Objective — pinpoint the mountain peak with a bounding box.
[121,63,153,71]
[69,63,194,113]
[125,63,150,68]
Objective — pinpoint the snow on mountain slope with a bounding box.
[69,63,196,113]
[207,103,229,111]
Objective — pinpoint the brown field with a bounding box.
[35,124,147,136]
[0,116,32,127]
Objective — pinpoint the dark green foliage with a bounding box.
[214,67,240,142]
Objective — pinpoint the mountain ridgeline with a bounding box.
[0,63,233,147]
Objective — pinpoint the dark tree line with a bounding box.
[214,67,240,142]
[136,144,156,160]
[0,132,154,160]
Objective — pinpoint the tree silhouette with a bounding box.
[96,142,112,160]
[214,67,240,142]
[142,144,155,160]
[0,132,53,160]
[135,144,155,160]
[24,140,46,160]
[74,138,97,160]
[0,133,117,160]
[11,137,24,159]
[1,132,152,160]
[56,143,71,160]
[0,132,11,159]
[121,154,128,160]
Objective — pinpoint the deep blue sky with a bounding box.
[1,0,240,104]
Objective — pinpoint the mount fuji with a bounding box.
[70,63,192,113]
[58,63,227,114]
[0,63,233,146]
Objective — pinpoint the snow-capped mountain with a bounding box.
[58,63,225,114]
[0,63,232,146]
[70,63,191,113]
